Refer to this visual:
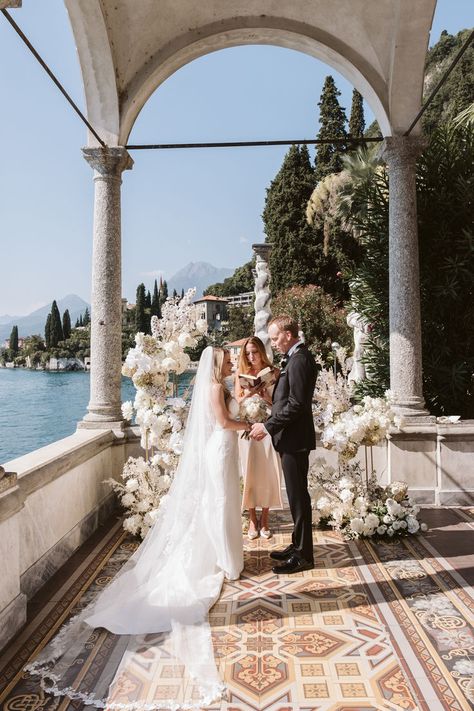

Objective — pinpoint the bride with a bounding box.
[26,346,249,709]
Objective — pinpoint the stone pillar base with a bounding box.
[77,419,126,432]
[392,396,435,421]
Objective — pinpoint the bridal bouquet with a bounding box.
[239,395,270,439]
[309,458,427,539]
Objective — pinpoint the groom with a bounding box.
[250,315,318,574]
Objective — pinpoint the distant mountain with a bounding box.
[0,294,90,342]
[0,314,16,326]
[167,262,234,298]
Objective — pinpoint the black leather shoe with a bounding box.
[272,555,314,575]
[270,545,295,561]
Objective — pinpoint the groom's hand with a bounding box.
[250,422,267,440]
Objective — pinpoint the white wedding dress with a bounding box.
[26,347,244,709]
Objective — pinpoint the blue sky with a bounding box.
[0,0,472,317]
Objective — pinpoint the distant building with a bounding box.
[3,337,25,349]
[225,292,253,308]
[194,295,228,331]
[226,337,248,364]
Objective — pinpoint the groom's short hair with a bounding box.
[269,315,299,338]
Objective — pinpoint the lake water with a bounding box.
[0,369,192,465]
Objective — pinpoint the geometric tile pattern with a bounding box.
[0,510,473,711]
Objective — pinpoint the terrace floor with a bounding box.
[0,507,473,711]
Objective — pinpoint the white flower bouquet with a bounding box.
[239,395,270,439]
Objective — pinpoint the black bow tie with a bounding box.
[280,354,289,369]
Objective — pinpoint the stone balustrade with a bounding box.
[0,427,140,647]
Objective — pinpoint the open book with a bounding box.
[239,366,274,390]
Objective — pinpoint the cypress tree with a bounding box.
[145,290,152,309]
[151,279,162,318]
[45,314,51,348]
[62,309,71,340]
[263,144,318,293]
[349,88,365,138]
[161,280,169,302]
[181,288,185,299]
[135,283,147,332]
[315,76,348,182]
[83,307,90,326]
[9,325,19,355]
[79,314,83,327]
[49,300,64,347]
[75,317,80,328]
[172,288,178,298]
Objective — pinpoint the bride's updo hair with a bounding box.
[238,336,272,374]
[212,347,232,404]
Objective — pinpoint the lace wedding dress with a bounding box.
[26,347,244,709]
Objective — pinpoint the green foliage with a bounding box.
[263,145,317,294]
[83,308,90,326]
[315,76,348,182]
[62,309,71,340]
[9,325,19,355]
[271,285,351,362]
[423,29,474,134]
[135,283,147,333]
[204,260,255,297]
[49,300,64,347]
[417,124,474,415]
[349,89,365,138]
[342,126,474,416]
[145,290,152,309]
[151,279,162,318]
[226,305,255,343]
[45,313,51,348]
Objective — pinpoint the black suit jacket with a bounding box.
[265,344,318,453]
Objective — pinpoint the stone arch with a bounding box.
[119,22,391,144]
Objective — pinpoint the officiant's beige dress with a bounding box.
[239,384,283,511]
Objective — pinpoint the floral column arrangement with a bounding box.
[107,289,207,538]
[310,347,427,540]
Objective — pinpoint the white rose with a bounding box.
[121,401,134,421]
[349,517,364,535]
[340,488,353,503]
[376,525,387,535]
[383,514,393,524]
[125,478,139,492]
[121,492,136,507]
[420,522,428,532]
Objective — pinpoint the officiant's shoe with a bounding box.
[272,555,314,575]
[270,545,295,561]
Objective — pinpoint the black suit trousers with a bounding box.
[280,450,314,563]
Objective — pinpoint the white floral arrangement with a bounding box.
[239,395,270,440]
[105,457,172,538]
[313,348,401,460]
[309,458,427,539]
[110,288,207,538]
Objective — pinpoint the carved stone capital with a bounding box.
[252,243,272,261]
[82,146,133,177]
[378,135,427,169]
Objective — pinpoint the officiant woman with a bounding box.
[235,336,283,539]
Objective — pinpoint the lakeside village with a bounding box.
[0,279,256,372]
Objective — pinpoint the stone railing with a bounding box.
[0,427,140,648]
[310,420,474,506]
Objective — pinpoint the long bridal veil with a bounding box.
[26,347,228,709]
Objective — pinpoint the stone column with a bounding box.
[79,147,133,428]
[380,136,430,418]
[252,243,273,361]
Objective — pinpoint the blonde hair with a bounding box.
[269,315,299,338]
[212,347,231,404]
[238,336,272,374]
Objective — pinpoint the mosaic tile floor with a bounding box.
[0,508,473,711]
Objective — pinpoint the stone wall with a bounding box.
[0,428,141,648]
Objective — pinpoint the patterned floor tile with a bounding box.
[1,509,473,710]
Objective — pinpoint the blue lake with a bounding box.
[0,369,192,465]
